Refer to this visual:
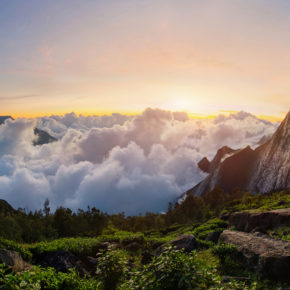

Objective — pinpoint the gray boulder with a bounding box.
[229,208,290,232]
[219,230,290,282]
[206,231,221,243]
[154,234,197,256]
[0,248,32,272]
[38,250,77,272]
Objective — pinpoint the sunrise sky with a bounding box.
[0,0,289,120]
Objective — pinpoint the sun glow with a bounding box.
[167,97,192,112]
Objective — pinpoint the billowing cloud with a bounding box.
[0,108,278,215]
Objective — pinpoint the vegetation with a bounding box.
[0,188,289,289]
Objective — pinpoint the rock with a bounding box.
[0,248,32,272]
[206,231,221,243]
[75,260,90,276]
[219,211,230,221]
[154,234,197,256]
[198,157,210,173]
[229,208,290,232]
[219,230,290,282]
[124,242,142,251]
[258,251,290,282]
[94,242,110,251]
[86,256,98,265]
[39,250,77,272]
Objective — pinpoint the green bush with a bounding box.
[95,249,129,290]
[122,246,221,290]
[29,237,102,260]
[0,264,101,289]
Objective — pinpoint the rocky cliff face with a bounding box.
[187,110,290,196]
[248,110,290,193]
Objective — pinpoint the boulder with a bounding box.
[206,231,221,243]
[229,208,290,232]
[219,230,290,282]
[124,242,143,251]
[154,234,197,256]
[0,248,32,272]
[38,250,77,272]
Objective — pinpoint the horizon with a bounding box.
[0,108,287,123]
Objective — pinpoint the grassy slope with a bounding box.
[0,189,289,289]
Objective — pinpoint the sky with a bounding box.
[0,0,289,120]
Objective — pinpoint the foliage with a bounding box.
[29,237,102,260]
[96,249,129,290]
[121,246,254,290]
[0,264,101,289]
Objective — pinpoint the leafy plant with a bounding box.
[95,249,129,290]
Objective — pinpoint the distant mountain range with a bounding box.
[186,110,290,197]
[0,116,14,124]
[0,116,56,146]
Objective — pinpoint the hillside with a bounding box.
[0,189,289,288]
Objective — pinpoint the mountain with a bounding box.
[0,199,15,214]
[0,116,14,125]
[33,128,57,146]
[186,110,290,196]
[0,116,57,146]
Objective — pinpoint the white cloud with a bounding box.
[0,108,278,214]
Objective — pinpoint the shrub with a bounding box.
[0,264,101,289]
[122,246,221,290]
[95,249,129,290]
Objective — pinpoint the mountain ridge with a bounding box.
[186,110,290,197]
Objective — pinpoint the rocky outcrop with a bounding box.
[186,110,290,197]
[33,128,57,146]
[219,230,290,282]
[198,157,210,173]
[229,208,290,232]
[0,249,32,272]
[154,234,197,256]
[248,110,290,193]
[38,250,77,272]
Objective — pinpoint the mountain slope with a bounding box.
[0,116,14,125]
[248,110,290,193]
[187,110,290,196]
[33,128,57,146]
[0,116,57,146]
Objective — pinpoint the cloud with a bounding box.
[0,108,278,215]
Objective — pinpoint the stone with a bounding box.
[228,208,290,232]
[0,248,32,272]
[124,242,142,251]
[154,234,197,256]
[219,230,290,282]
[38,250,77,272]
[206,231,221,243]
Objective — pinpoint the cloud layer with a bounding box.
[0,109,278,215]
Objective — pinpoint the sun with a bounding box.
[168,97,191,112]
